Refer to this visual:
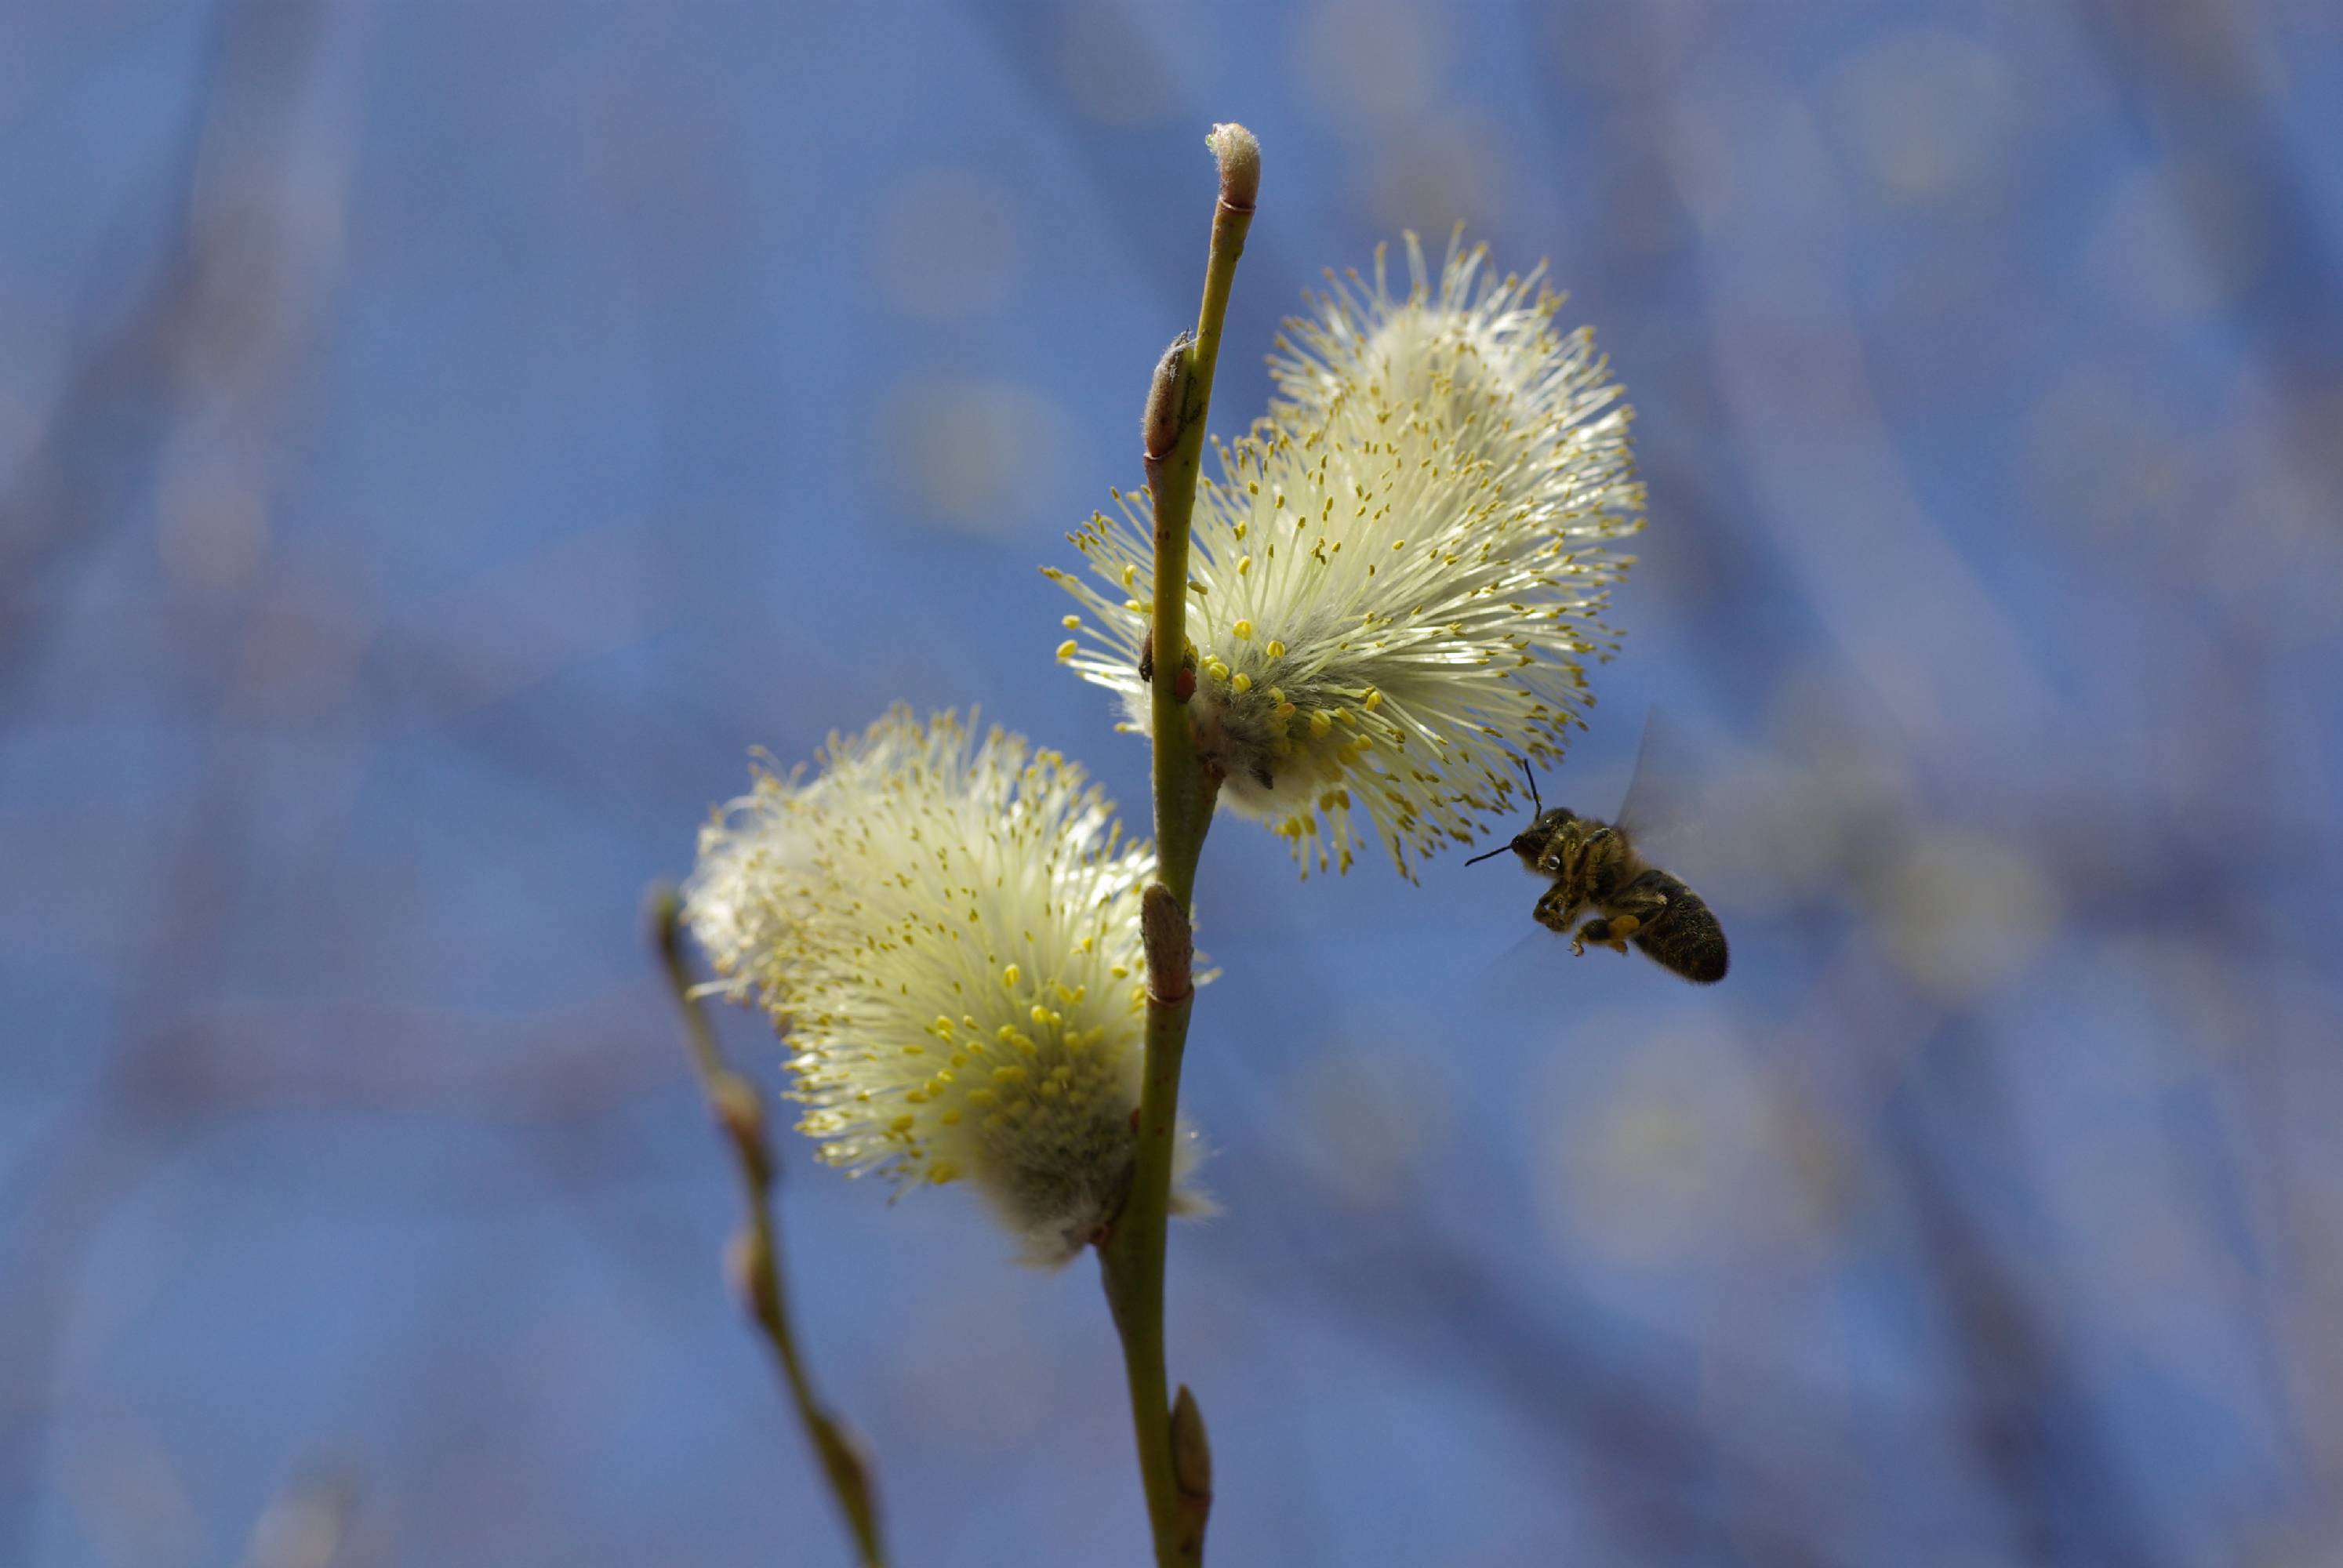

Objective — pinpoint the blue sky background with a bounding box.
[4,2,2341,1563]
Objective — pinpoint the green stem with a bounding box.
[1097,122,1257,1568]
[651,889,888,1568]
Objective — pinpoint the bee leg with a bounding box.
[1575,882,1672,954]
[1534,886,1581,935]
[1569,913,1642,956]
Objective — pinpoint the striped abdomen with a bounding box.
[1629,870,1729,984]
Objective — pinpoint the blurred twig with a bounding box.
[648,889,888,1568]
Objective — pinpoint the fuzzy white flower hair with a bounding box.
[683,706,1208,1265]
[1049,230,1642,877]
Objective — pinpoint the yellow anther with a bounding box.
[1029,1004,1053,1025]
[927,1161,959,1184]
[1232,620,1254,641]
[1364,689,1383,711]
[1001,964,1020,988]
[888,1115,915,1133]
[1266,640,1287,658]
[1061,615,1081,629]
[1237,555,1253,576]
[1056,640,1079,662]
[1121,564,1137,588]
[1232,673,1252,694]
[1309,710,1334,737]
[993,1065,1029,1086]
[968,1088,998,1109]
[939,1108,963,1126]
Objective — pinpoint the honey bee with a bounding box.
[1466,756,1729,984]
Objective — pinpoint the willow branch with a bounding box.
[1096,121,1257,1568]
[648,888,888,1568]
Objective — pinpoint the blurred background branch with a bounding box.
[650,890,887,1568]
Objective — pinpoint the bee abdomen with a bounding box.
[1633,872,1729,984]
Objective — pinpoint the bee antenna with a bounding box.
[1463,844,1511,867]
[1517,755,1542,815]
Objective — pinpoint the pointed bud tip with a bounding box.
[1205,123,1259,209]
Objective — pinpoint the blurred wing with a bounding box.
[1611,710,1717,880]
[1477,922,1561,997]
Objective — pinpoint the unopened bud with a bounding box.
[1143,333,1192,463]
[725,1228,779,1323]
[1141,883,1193,1004]
[708,1070,772,1185]
[645,884,685,962]
[1170,1384,1213,1502]
[1205,123,1259,211]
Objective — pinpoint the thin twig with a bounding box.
[648,888,888,1568]
[1095,122,1257,1568]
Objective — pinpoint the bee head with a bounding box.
[1464,759,1575,868]
[1517,808,1578,858]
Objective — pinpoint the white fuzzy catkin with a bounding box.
[684,707,1208,1265]
[1050,231,1643,877]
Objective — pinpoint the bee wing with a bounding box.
[1477,923,1562,993]
[1611,710,1717,877]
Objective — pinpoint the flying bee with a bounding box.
[1466,755,1730,984]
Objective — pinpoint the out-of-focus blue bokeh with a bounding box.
[5,2,2341,1563]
